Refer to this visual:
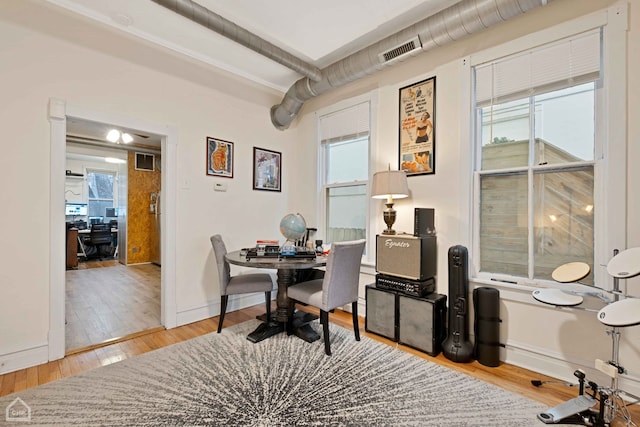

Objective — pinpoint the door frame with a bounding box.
[48,98,178,360]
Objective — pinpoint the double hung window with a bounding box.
[87,169,116,221]
[319,101,370,248]
[473,30,601,284]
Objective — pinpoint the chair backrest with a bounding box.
[322,239,366,311]
[210,235,231,295]
[91,223,109,232]
[90,225,113,245]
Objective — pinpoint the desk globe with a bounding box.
[280,213,306,244]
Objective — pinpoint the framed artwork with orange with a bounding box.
[206,136,234,178]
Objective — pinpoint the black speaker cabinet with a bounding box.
[365,285,397,341]
[398,293,447,356]
[365,285,447,356]
[414,207,435,237]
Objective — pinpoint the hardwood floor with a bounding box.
[1,304,637,425]
[65,260,161,353]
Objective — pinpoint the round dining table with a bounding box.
[225,250,327,343]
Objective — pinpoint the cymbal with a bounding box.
[607,247,640,279]
[552,262,591,283]
[532,288,584,307]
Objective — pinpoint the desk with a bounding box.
[225,250,327,343]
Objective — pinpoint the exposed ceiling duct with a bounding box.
[153,0,552,130]
[150,0,322,82]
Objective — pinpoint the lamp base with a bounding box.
[382,203,397,235]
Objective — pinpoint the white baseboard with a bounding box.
[504,339,640,401]
[0,343,49,375]
[175,293,269,327]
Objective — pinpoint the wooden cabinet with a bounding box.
[66,227,78,269]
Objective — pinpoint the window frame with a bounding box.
[316,93,378,263]
[464,7,627,290]
[86,167,118,221]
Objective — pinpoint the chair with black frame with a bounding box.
[287,239,366,356]
[210,235,275,333]
[84,223,113,260]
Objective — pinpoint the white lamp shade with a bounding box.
[371,170,409,199]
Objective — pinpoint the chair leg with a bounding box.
[320,310,331,356]
[217,295,228,333]
[265,291,272,320]
[351,302,360,341]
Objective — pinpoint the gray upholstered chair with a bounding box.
[210,235,275,333]
[287,239,366,355]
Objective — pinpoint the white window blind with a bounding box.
[320,101,370,143]
[475,30,601,107]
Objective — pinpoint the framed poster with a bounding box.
[253,147,281,192]
[206,137,234,178]
[399,76,436,176]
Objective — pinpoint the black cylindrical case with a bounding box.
[473,287,501,367]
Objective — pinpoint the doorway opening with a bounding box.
[48,98,178,361]
[65,118,163,353]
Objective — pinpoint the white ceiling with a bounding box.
[50,0,461,148]
[45,0,461,92]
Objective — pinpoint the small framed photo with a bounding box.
[206,137,233,178]
[253,147,281,192]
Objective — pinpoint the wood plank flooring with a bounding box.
[1,304,638,425]
[65,261,161,353]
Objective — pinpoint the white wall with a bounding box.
[294,0,640,395]
[0,0,297,372]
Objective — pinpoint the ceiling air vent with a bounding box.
[378,36,422,64]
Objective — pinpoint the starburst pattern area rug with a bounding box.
[1,320,545,426]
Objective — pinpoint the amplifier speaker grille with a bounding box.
[398,293,447,356]
[365,286,397,341]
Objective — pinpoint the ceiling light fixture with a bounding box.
[121,133,133,143]
[106,129,133,144]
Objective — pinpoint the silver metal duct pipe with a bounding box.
[150,0,322,82]
[271,0,551,130]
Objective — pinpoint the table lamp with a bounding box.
[371,168,409,235]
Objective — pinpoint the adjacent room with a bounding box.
[1,0,639,425]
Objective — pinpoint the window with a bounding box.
[319,101,370,247]
[87,169,116,222]
[473,30,601,284]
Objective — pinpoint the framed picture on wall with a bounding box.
[206,136,234,178]
[398,76,436,176]
[253,147,281,192]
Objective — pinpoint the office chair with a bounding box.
[84,223,113,260]
[287,239,366,355]
[210,235,275,333]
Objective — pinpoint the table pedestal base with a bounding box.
[247,320,284,343]
[248,311,320,343]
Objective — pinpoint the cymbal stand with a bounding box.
[596,249,639,426]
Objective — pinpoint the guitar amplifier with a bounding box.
[365,285,447,356]
[365,285,397,341]
[376,274,434,297]
[398,292,447,356]
[376,234,436,280]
